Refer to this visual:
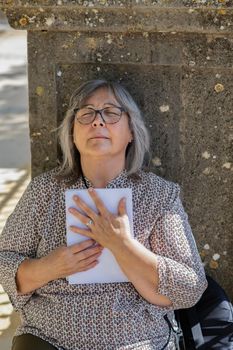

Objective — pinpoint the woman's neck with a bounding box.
[80,156,125,188]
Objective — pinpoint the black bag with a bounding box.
[173,275,233,349]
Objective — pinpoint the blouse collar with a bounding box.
[82,169,128,189]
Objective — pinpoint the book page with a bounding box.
[65,188,133,284]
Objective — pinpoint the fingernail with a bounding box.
[88,187,94,192]
[73,195,79,200]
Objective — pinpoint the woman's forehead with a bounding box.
[81,87,118,106]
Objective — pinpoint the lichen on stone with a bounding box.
[45,15,55,26]
[152,157,162,166]
[159,105,169,112]
[213,253,220,261]
[202,151,211,159]
[203,167,211,175]
[214,83,224,92]
[36,86,44,96]
[19,17,28,26]
[222,162,231,169]
[209,260,219,269]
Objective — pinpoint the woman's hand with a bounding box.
[42,239,104,281]
[16,239,103,294]
[68,188,132,251]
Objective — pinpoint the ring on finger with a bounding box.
[86,218,94,227]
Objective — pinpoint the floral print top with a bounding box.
[0,167,207,350]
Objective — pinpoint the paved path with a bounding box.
[0,14,31,350]
[0,26,30,168]
[0,169,30,350]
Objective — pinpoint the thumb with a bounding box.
[118,197,126,216]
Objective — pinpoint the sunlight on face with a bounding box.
[73,88,133,161]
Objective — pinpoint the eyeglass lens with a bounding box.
[75,107,123,124]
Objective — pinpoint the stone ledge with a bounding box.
[1,0,233,8]
[1,5,233,33]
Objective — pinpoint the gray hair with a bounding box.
[55,79,150,182]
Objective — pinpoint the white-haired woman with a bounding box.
[0,79,207,350]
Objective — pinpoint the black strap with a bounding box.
[176,307,233,350]
[161,315,173,349]
[198,323,233,350]
[163,314,184,350]
[186,306,205,348]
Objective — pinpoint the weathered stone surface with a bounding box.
[180,67,233,293]
[1,1,233,33]
[1,0,233,7]
[1,1,233,299]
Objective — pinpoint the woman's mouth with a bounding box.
[90,136,109,139]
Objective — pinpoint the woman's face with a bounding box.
[73,88,133,161]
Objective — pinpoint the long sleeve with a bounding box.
[0,178,41,311]
[0,169,208,349]
[150,183,208,310]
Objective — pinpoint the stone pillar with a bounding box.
[1,1,232,299]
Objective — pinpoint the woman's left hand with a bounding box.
[68,188,132,251]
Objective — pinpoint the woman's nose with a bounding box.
[92,111,106,127]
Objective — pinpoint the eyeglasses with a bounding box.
[74,105,127,125]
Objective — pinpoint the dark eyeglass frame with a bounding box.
[73,106,127,125]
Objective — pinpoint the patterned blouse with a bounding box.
[0,167,207,350]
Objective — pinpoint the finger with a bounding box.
[69,239,95,254]
[81,260,99,271]
[69,226,94,239]
[72,195,98,220]
[78,251,102,266]
[68,207,92,226]
[118,197,126,216]
[78,247,103,261]
[80,244,103,258]
[88,188,109,216]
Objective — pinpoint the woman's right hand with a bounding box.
[16,239,103,294]
[43,239,104,280]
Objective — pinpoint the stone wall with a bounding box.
[1,0,232,299]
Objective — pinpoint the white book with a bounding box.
[65,188,134,284]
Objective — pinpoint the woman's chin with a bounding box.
[84,148,113,157]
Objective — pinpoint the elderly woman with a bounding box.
[0,79,207,350]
